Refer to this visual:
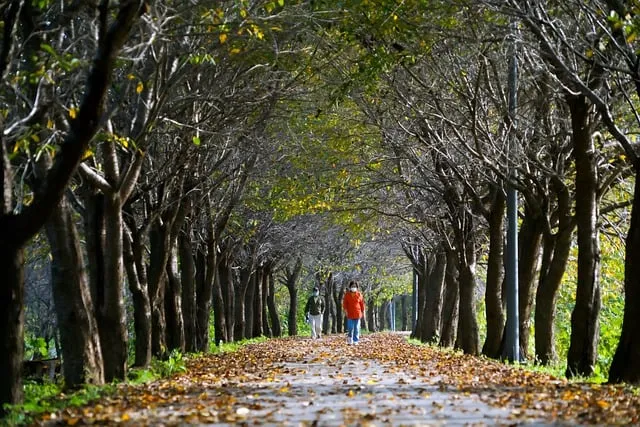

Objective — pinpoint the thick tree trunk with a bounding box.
[252,269,264,338]
[99,190,128,381]
[609,162,640,383]
[287,285,298,336]
[165,246,185,352]
[234,269,251,340]
[261,267,272,337]
[423,249,446,343]
[335,286,345,333]
[366,297,376,332]
[123,228,151,367]
[45,200,105,386]
[243,269,255,339]
[566,95,601,378]
[219,255,235,342]
[179,232,197,352]
[458,261,480,355]
[518,205,544,360]
[483,188,506,358]
[267,272,281,337]
[149,221,170,358]
[209,246,227,346]
[440,249,459,348]
[0,243,24,414]
[414,263,428,340]
[284,259,302,336]
[535,179,572,365]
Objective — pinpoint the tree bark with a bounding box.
[440,248,459,348]
[165,246,185,352]
[99,187,128,381]
[609,161,640,383]
[285,259,302,337]
[44,198,105,386]
[423,248,446,343]
[267,272,281,337]
[179,231,197,352]
[535,178,573,365]
[482,188,506,358]
[518,204,544,360]
[149,219,170,358]
[123,227,151,367]
[566,94,601,378]
[261,266,272,337]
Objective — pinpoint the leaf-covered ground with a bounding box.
[36,333,640,426]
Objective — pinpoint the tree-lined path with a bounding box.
[35,334,639,426]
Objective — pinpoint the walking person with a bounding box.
[342,281,365,345]
[305,287,325,339]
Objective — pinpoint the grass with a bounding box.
[3,335,272,426]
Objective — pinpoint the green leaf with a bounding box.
[192,136,201,146]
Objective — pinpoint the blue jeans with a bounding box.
[346,318,360,343]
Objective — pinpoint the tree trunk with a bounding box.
[609,161,640,383]
[252,268,264,338]
[179,232,196,352]
[483,188,506,358]
[261,267,272,337]
[219,254,235,342]
[440,248,460,348]
[243,269,255,339]
[165,246,185,352]
[123,227,151,367]
[267,272,281,337]
[366,297,376,332]
[566,94,601,378]
[149,220,170,358]
[517,205,544,360]
[209,243,227,346]
[234,268,251,340]
[423,248,446,343]
[99,190,128,381]
[335,286,345,333]
[414,262,428,340]
[535,178,573,365]
[0,243,24,414]
[45,199,105,386]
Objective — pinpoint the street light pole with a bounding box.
[504,21,520,363]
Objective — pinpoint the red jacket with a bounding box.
[343,290,365,320]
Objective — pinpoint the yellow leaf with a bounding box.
[240,9,247,18]
[47,118,54,129]
[219,33,228,44]
[82,149,94,160]
[347,389,355,397]
[121,413,130,421]
[230,48,241,54]
[69,107,77,119]
[136,81,144,94]
[279,386,289,393]
[31,134,40,143]
[127,73,136,80]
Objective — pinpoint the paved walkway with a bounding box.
[131,333,549,426]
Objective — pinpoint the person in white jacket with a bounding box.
[304,287,325,339]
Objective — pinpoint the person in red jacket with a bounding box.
[342,281,365,345]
